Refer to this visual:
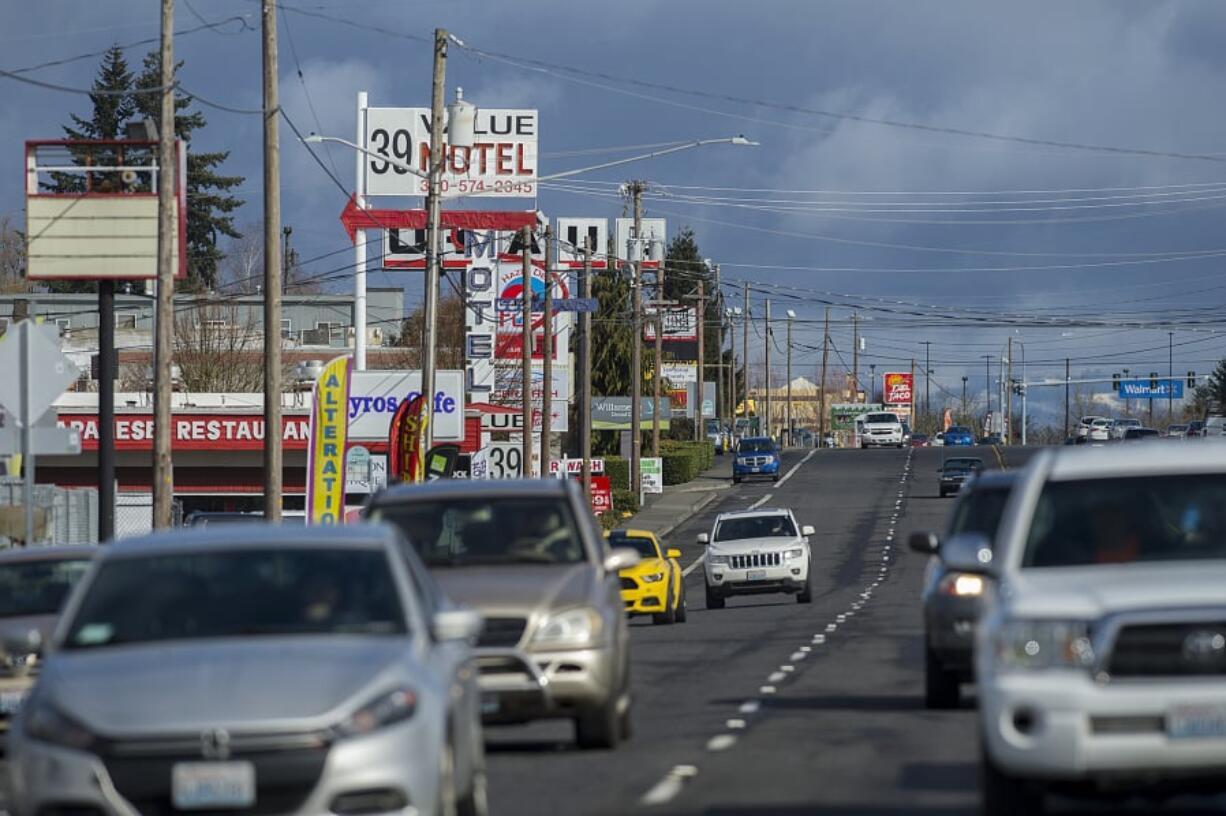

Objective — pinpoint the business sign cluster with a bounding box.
[883,372,914,406]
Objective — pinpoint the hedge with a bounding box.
[660,440,715,485]
[603,457,630,491]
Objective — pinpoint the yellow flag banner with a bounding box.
[306,355,353,524]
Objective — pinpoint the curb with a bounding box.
[651,489,722,541]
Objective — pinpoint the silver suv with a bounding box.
[366,479,640,749]
[949,442,1226,815]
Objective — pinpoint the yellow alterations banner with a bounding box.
[306,356,353,524]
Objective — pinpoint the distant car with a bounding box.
[860,412,905,448]
[0,546,94,738]
[1110,417,1142,440]
[733,436,781,483]
[1185,419,1206,438]
[1076,415,1108,439]
[365,479,639,749]
[184,511,262,527]
[1121,427,1161,441]
[901,422,913,445]
[1166,423,1189,438]
[978,433,1004,445]
[938,457,984,497]
[8,525,488,816]
[910,470,1016,708]
[699,508,814,609]
[932,432,946,447]
[1205,415,1226,437]
[943,426,974,447]
[705,419,728,454]
[910,433,930,448]
[605,529,687,625]
[1087,418,1111,442]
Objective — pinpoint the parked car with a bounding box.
[705,418,729,454]
[938,457,985,497]
[8,525,488,816]
[699,508,814,609]
[732,436,781,483]
[365,479,639,749]
[909,470,1016,708]
[605,529,687,625]
[932,432,946,447]
[1121,427,1161,441]
[0,546,94,738]
[910,433,930,448]
[860,412,905,448]
[943,426,974,446]
[962,442,1226,814]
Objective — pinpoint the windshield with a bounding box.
[949,487,1010,544]
[371,497,586,566]
[0,558,92,617]
[714,515,797,542]
[736,439,775,454]
[865,414,898,424]
[943,458,982,472]
[607,532,659,559]
[63,548,406,649]
[1022,475,1226,568]
[947,426,968,434]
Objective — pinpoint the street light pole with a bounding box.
[982,355,992,431]
[630,182,644,496]
[786,310,794,446]
[1169,331,1174,424]
[420,27,448,463]
[764,299,771,440]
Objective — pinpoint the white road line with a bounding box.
[739,700,761,714]
[775,449,816,487]
[747,492,773,510]
[707,734,738,752]
[640,765,698,807]
[726,718,747,729]
[682,555,705,578]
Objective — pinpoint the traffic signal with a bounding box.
[1150,372,1159,390]
[1112,372,1120,389]
[1188,371,1197,389]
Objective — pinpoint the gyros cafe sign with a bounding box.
[364,107,538,198]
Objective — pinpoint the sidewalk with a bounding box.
[616,458,733,539]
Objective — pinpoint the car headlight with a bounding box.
[333,687,417,739]
[640,572,666,583]
[531,608,603,649]
[938,572,985,597]
[707,554,729,565]
[736,457,749,465]
[993,620,1095,672]
[782,548,805,561]
[22,696,97,751]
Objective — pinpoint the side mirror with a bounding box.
[1,627,41,658]
[696,533,710,545]
[908,531,940,555]
[940,533,995,575]
[665,548,682,559]
[801,525,815,537]
[603,547,641,572]
[431,609,483,643]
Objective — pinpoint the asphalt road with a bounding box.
[485,445,1226,816]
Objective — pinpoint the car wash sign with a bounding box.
[364,108,538,198]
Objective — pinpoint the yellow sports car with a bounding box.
[606,529,687,624]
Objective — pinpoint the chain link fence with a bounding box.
[0,482,183,545]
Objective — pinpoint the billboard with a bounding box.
[364,107,538,198]
[1118,379,1184,399]
[644,306,699,342]
[348,370,465,442]
[882,372,914,406]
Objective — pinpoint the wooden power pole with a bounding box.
[261,0,283,520]
[152,0,176,528]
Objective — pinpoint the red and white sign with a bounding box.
[589,475,613,516]
[548,458,605,475]
[364,108,538,199]
[883,372,914,406]
[643,306,698,342]
[58,413,312,451]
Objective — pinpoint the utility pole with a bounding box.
[1123,368,1131,416]
[923,340,932,424]
[852,312,859,400]
[541,226,553,477]
[695,279,705,442]
[630,181,643,496]
[1064,358,1071,438]
[983,355,992,430]
[910,358,916,422]
[651,308,661,457]
[261,0,282,520]
[580,239,593,495]
[742,283,749,433]
[961,376,968,419]
[785,311,793,446]
[98,282,114,541]
[520,226,533,476]
[421,27,448,460]
[764,299,772,439]
[1168,331,1174,424]
[818,307,830,445]
[152,0,176,529]
[1005,337,1013,444]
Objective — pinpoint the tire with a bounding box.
[797,567,813,604]
[924,646,961,709]
[575,697,620,749]
[457,766,488,816]
[772,474,780,483]
[705,584,725,609]
[732,476,742,484]
[652,586,676,625]
[675,584,688,622]
[436,740,459,816]
[980,746,1045,816]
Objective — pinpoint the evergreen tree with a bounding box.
[591,264,635,396]
[1194,358,1226,415]
[663,227,724,416]
[134,51,244,291]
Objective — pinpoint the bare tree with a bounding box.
[217,221,263,294]
[174,300,266,391]
[0,214,31,293]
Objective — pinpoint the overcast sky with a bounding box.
[5,0,1226,424]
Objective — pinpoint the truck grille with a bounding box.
[729,552,782,570]
[1106,620,1226,678]
[740,455,771,466]
[477,617,528,649]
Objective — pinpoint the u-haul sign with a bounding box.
[364,107,538,198]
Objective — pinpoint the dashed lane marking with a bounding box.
[640,765,699,806]
[775,448,817,487]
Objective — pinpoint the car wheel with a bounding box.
[924,646,960,709]
[772,474,780,483]
[980,746,1045,816]
[732,476,741,484]
[705,584,725,609]
[797,567,813,604]
[436,739,459,816]
[575,696,621,749]
[675,585,688,622]
[457,765,488,816]
[653,587,676,625]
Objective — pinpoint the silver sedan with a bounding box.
[7,524,487,816]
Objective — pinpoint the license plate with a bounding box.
[750,467,760,473]
[0,690,27,715]
[747,569,767,581]
[481,694,501,715]
[1168,705,1226,739]
[171,762,255,810]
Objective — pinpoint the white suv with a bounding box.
[698,509,814,609]
[945,442,1226,814]
[860,411,905,449]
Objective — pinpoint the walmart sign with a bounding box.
[1118,379,1183,399]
